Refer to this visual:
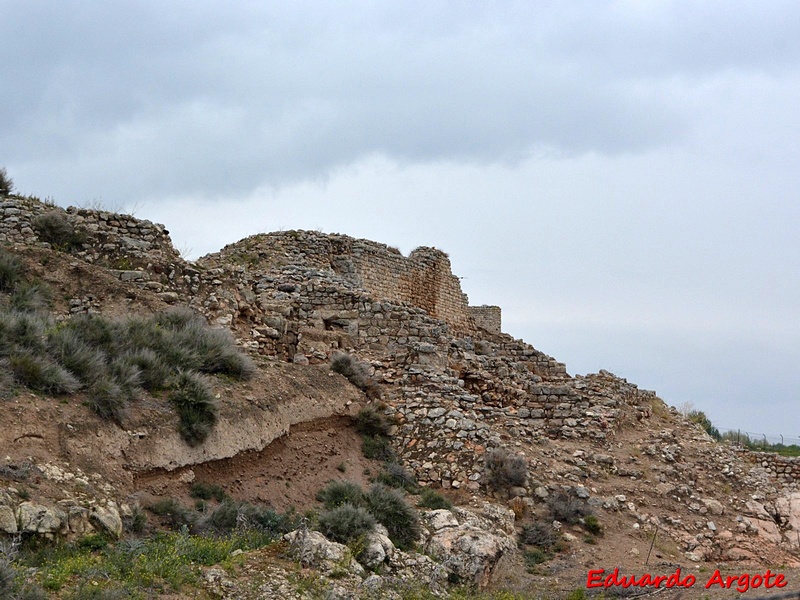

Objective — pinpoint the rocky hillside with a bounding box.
[1,195,799,599]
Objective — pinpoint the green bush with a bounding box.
[1,311,48,353]
[524,548,549,571]
[32,211,87,251]
[9,282,52,313]
[417,488,452,510]
[199,501,295,537]
[147,498,195,530]
[48,328,107,384]
[362,435,396,462]
[583,515,602,536]
[123,504,147,533]
[169,371,217,446]
[363,484,420,550]
[86,377,127,423]
[375,462,418,492]
[355,405,393,437]
[175,320,255,379]
[330,351,377,395]
[121,348,171,391]
[67,314,119,353]
[190,482,228,502]
[484,448,527,491]
[318,503,376,544]
[9,352,80,394]
[0,250,23,292]
[316,480,365,510]
[687,409,721,440]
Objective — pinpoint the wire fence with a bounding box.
[715,427,800,449]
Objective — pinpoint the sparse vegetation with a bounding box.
[197,501,296,536]
[0,279,253,443]
[17,529,280,597]
[583,514,603,536]
[189,482,228,503]
[314,480,421,550]
[484,448,527,491]
[0,250,23,292]
[361,434,396,462]
[147,498,195,531]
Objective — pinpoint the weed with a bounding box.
[519,522,558,551]
[583,515,602,536]
[523,548,549,571]
[86,377,127,423]
[9,352,80,394]
[330,351,376,393]
[9,282,52,313]
[147,499,195,531]
[198,501,295,537]
[124,504,147,534]
[0,168,13,196]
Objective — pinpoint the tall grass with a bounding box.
[0,284,255,445]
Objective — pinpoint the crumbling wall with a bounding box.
[751,453,800,484]
[209,231,477,332]
[470,305,502,334]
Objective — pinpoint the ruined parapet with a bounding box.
[207,231,477,333]
[470,305,501,334]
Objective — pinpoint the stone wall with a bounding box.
[752,453,800,484]
[470,305,502,334]
[0,197,182,271]
[207,231,477,333]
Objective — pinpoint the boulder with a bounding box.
[90,502,123,538]
[17,502,67,535]
[0,505,17,534]
[359,528,395,570]
[701,498,725,516]
[283,529,365,577]
[422,505,515,587]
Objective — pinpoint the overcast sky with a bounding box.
[3,1,798,438]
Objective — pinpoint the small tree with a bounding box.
[0,168,13,196]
